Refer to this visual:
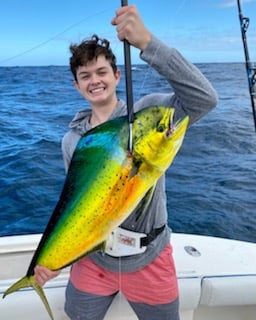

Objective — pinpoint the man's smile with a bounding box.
[90,87,106,94]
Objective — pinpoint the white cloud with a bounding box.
[220,0,256,8]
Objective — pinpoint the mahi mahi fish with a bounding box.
[3,105,189,319]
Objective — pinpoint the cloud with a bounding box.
[220,0,256,8]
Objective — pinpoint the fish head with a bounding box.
[132,106,189,172]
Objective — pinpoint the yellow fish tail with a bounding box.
[3,276,54,320]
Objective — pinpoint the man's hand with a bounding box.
[34,265,60,286]
[111,5,152,51]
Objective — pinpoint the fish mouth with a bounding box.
[166,122,175,137]
[166,115,189,138]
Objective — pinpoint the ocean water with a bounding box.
[0,63,255,242]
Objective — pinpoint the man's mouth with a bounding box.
[90,87,105,94]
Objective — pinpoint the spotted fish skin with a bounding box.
[3,105,189,319]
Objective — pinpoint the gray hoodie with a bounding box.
[61,36,218,272]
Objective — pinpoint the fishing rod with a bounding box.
[121,0,134,152]
[237,0,256,131]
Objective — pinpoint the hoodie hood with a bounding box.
[69,108,92,135]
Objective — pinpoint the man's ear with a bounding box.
[115,69,121,85]
[73,80,79,91]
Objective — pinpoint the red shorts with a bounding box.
[70,243,178,304]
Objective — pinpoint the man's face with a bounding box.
[74,55,120,107]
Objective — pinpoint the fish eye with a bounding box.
[157,124,165,132]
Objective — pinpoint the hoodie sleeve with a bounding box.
[140,35,218,125]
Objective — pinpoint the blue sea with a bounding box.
[0,63,255,243]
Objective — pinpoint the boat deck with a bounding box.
[0,233,256,320]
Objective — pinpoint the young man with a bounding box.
[34,5,217,320]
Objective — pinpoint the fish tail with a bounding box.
[3,275,54,320]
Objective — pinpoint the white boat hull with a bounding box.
[0,233,255,320]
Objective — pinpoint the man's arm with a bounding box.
[112,5,218,125]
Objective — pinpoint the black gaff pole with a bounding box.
[237,0,256,131]
[121,0,134,152]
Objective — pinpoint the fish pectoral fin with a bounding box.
[129,164,139,178]
[3,275,54,320]
[129,158,142,179]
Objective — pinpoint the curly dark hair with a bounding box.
[69,34,117,80]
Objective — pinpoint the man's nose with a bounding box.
[90,73,100,84]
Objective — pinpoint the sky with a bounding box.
[1,0,256,66]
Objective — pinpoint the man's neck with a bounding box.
[90,99,118,127]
